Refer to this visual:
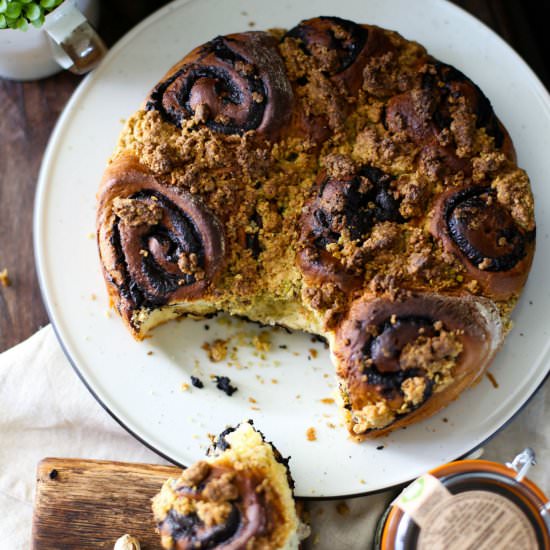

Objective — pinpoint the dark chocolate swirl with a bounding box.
[385,61,516,167]
[285,16,368,76]
[431,186,535,299]
[157,465,270,550]
[97,158,224,326]
[146,33,293,139]
[334,294,501,435]
[298,165,402,289]
[283,16,393,94]
[161,506,241,549]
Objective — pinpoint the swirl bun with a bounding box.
[333,294,502,437]
[98,17,535,438]
[146,33,293,139]
[298,165,403,290]
[430,186,535,300]
[152,422,308,550]
[97,156,225,331]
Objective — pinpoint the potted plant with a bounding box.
[0,0,104,80]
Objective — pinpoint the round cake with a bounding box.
[96,16,536,439]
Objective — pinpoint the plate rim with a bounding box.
[33,0,550,499]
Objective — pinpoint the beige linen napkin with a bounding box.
[0,325,548,549]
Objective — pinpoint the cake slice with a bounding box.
[152,422,309,549]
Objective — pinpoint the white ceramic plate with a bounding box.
[34,0,550,497]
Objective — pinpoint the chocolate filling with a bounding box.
[311,165,403,248]
[111,191,206,309]
[245,211,263,259]
[359,316,436,402]
[162,506,241,549]
[146,30,297,140]
[285,16,368,75]
[423,62,504,148]
[445,187,529,272]
[147,36,267,134]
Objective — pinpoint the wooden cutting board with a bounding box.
[32,458,181,549]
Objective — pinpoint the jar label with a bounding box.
[394,474,453,527]
[395,476,538,549]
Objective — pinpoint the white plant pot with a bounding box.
[0,0,101,81]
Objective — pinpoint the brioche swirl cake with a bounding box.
[97,17,535,439]
[152,422,309,549]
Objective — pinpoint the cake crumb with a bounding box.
[252,332,272,352]
[191,376,204,389]
[271,378,278,384]
[320,398,335,405]
[0,269,11,287]
[202,339,229,362]
[213,375,238,396]
[248,397,257,404]
[309,348,318,359]
[147,351,153,356]
[181,383,190,392]
[306,427,317,441]
[336,502,350,516]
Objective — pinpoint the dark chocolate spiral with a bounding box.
[348,314,440,408]
[431,186,535,299]
[334,294,501,435]
[285,16,368,76]
[146,33,293,139]
[298,165,402,288]
[157,465,270,550]
[385,61,515,164]
[283,16,393,94]
[446,187,527,271]
[161,506,241,549]
[97,158,224,326]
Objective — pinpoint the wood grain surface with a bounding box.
[32,457,180,549]
[1,0,549,352]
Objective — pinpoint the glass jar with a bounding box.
[375,449,550,550]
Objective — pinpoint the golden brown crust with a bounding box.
[97,16,536,437]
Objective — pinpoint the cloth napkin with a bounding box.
[0,325,548,549]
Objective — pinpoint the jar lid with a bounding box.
[377,449,550,550]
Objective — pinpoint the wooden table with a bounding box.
[1,0,549,352]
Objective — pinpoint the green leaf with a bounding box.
[6,15,18,28]
[40,0,56,9]
[0,0,7,15]
[15,16,28,30]
[5,2,22,18]
[20,0,34,4]
[30,12,44,27]
[25,3,41,20]
[0,14,6,28]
